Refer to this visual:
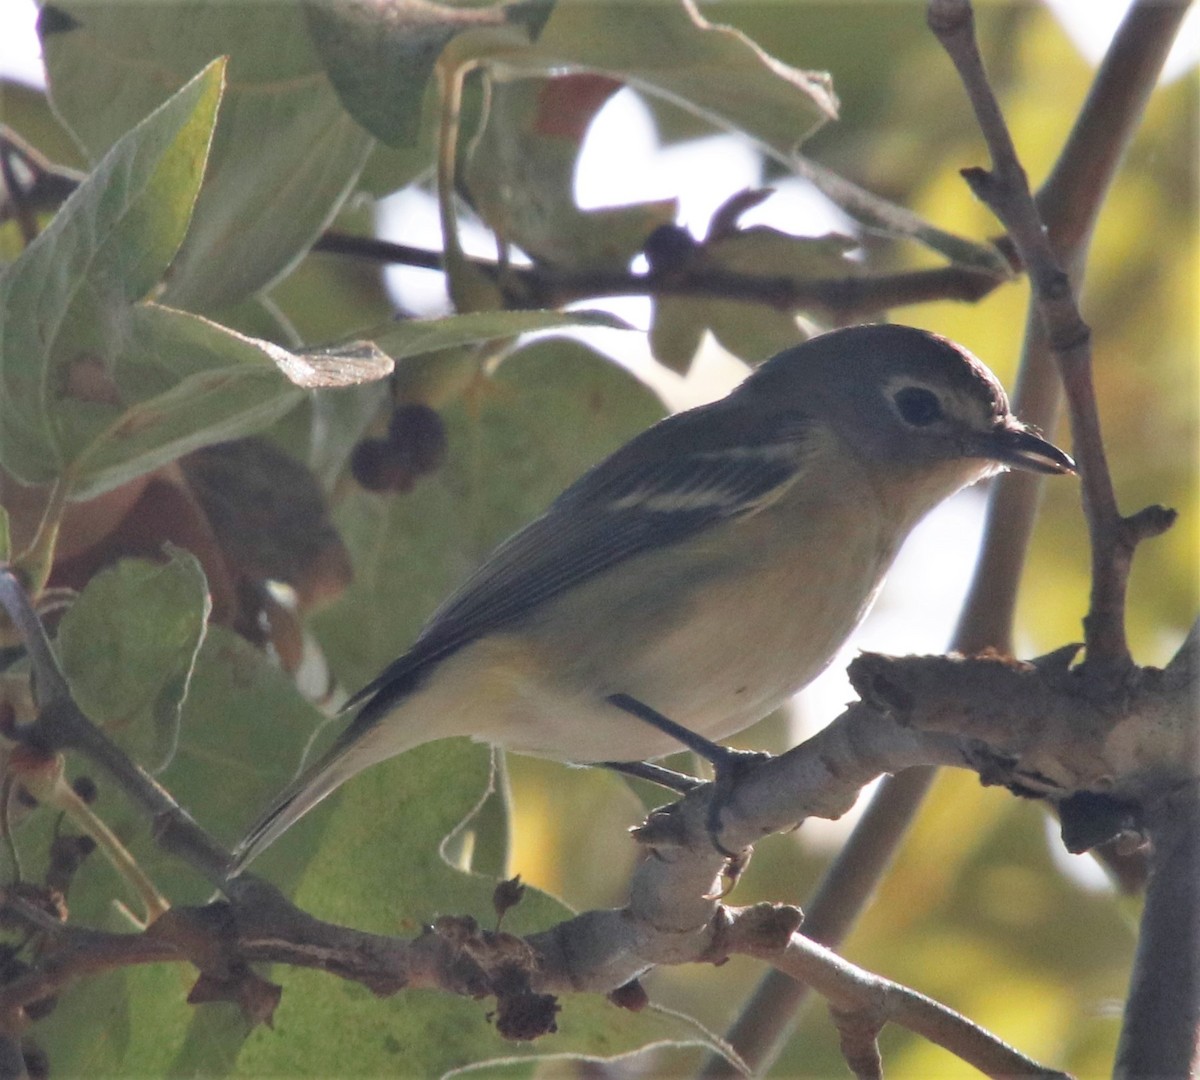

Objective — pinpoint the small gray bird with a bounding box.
[233,323,1074,872]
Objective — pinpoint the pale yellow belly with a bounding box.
[410,494,899,763]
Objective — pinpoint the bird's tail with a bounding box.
[230,688,421,876]
[229,737,364,876]
[229,651,439,877]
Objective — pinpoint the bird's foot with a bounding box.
[705,745,770,857]
[605,693,769,857]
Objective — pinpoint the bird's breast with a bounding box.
[470,477,903,763]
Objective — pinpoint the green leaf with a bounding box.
[38,304,305,500]
[0,505,9,562]
[58,548,211,773]
[647,296,709,374]
[304,0,553,148]
[9,201,612,502]
[41,0,374,313]
[35,625,329,1076]
[36,55,223,302]
[465,76,678,269]
[3,283,395,500]
[368,307,632,361]
[478,0,837,162]
[0,58,224,488]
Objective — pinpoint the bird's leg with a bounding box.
[600,759,702,793]
[604,692,768,856]
[605,692,739,763]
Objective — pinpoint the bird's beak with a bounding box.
[978,422,1077,475]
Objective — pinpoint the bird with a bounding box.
[231,323,1074,873]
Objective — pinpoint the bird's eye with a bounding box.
[894,386,943,427]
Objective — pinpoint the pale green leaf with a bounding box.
[367,307,632,361]
[56,304,306,500]
[648,296,707,374]
[466,76,677,269]
[304,0,552,148]
[36,626,329,1076]
[58,549,210,773]
[478,0,837,161]
[0,57,225,488]
[41,0,374,313]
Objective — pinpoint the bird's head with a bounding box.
[746,324,1076,486]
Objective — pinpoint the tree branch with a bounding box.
[763,933,1069,1079]
[927,1,1197,1072]
[1,559,1191,1071]
[928,0,1180,681]
[313,231,1003,321]
[1113,630,1200,1077]
[1114,780,1200,1077]
[0,886,1064,1077]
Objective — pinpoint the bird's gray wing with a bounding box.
[341,400,813,727]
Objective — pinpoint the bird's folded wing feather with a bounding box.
[342,402,813,726]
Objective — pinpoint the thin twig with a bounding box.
[928,0,1180,680]
[953,0,1189,657]
[0,125,81,233]
[0,140,38,248]
[733,930,1069,1079]
[3,147,1007,321]
[313,231,1002,318]
[0,569,236,890]
[0,572,71,714]
[22,761,170,925]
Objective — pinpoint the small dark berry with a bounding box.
[387,403,448,476]
[350,438,415,493]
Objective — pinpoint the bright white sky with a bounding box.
[3,0,1192,883]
